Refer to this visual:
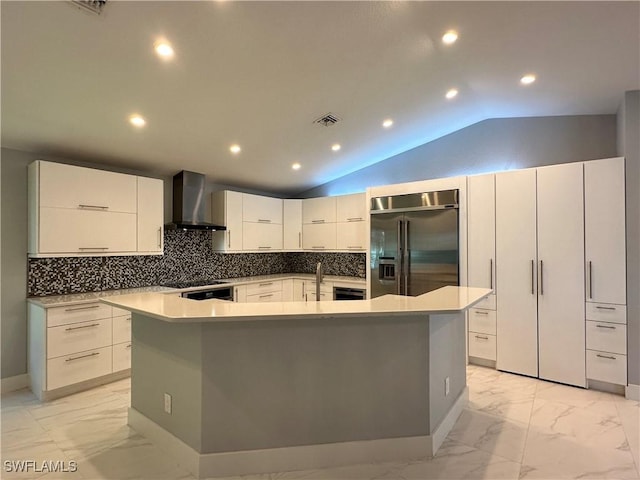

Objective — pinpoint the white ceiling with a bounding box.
[2,1,639,196]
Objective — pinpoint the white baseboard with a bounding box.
[129,407,437,479]
[431,386,468,454]
[1,374,29,394]
[626,383,640,401]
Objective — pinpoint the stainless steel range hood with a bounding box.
[166,171,226,231]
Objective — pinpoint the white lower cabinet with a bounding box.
[233,285,247,303]
[468,332,497,361]
[586,350,627,386]
[293,279,306,301]
[468,307,496,362]
[246,291,283,303]
[29,302,132,400]
[47,346,113,391]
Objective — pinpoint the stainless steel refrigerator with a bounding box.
[370,190,459,298]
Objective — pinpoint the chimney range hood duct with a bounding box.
[167,171,226,231]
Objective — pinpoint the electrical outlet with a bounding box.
[445,377,450,396]
[164,393,172,414]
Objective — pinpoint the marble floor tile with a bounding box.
[468,385,536,424]
[447,408,529,462]
[615,398,640,474]
[535,380,621,408]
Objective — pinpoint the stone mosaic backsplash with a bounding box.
[28,230,366,296]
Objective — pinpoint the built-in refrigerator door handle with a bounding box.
[397,220,403,295]
[587,260,592,299]
[531,260,535,295]
[490,258,493,290]
[404,220,410,295]
[539,260,544,295]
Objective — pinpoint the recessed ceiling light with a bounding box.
[445,88,458,100]
[129,114,146,127]
[154,40,174,59]
[331,144,341,152]
[230,144,241,154]
[520,74,536,85]
[442,30,458,45]
[382,119,394,128]
[292,163,301,170]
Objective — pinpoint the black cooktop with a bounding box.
[161,279,229,289]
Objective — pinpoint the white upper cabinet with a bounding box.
[495,168,539,379]
[302,223,337,250]
[137,177,164,253]
[283,199,303,250]
[242,222,283,251]
[336,222,366,251]
[303,197,336,224]
[28,160,160,256]
[536,163,585,388]
[38,161,136,213]
[584,157,626,305]
[336,193,366,223]
[467,174,495,291]
[242,193,283,224]
[211,190,243,252]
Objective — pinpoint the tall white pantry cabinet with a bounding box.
[467,157,627,390]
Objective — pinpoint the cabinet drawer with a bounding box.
[306,291,332,301]
[469,309,496,335]
[245,280,283,296]
[47,303,112,327]
[112,315,132,345]
[113,342,132,372]
[246,291,283,303]
[468,333,496,361]
[47,346,112,390]
[586,303,626,324]
[586,349,627,385]
[473,294,496,310]
[304,281,334,295]
[47,319,112,359]
[586,321,626,355]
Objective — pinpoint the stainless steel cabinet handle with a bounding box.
[259,294,273,299]
[588,260,593,299]
[397,220,403,295]
[65,352,100,362]
[490,258,494,290]
[539,260,544,295]
[404,220,410,295]
[258,246,271,250]
[79,247,109,250]
[474,311,489,315]
[347,217,363,222]
[64,305,100,312]
[475,335,489,340]
[234,288,238,302]
[157,227,162,248]
[596,306,616,311]
[259,282,273,287]
[311,219,325,224]
[78,204,109,210]
[312,246,325,249]
[258,219,271,223]
[596,324,616,329]
[65,323,100,331]
[531,260,535,295]
[126,344,132,349]
[228,230,231,248]
[596,354,616,360]
[347,246,363,249]
[298,232,301,248]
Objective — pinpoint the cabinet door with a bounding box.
[39,208,137,254]
[467,174,495,290]
[303,197,336,224]
[243,193,283,224]
[336,221,366,250]
[495,169,538,378]
[336,193,366,222]
[584,157,626,305]
[537,163,585,387]
[39,161,137,213]
[282,279,294,302]
[242,222,283,250]
[292,279,306,301]
[233,285,247,303]
[211,191,243,251]
[302,223,337,250]
[283,199,303,250]
[137,177,164,253]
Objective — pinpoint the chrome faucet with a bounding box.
[315,262,323,301]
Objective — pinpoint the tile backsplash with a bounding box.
[28,230,366,296]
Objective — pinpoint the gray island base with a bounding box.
[103,286,491,478]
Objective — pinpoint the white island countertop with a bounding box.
[101,286,492,323]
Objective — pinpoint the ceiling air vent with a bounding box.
[314,113,341,127]
[70,0,107,15]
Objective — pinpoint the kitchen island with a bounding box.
[102,286,491,479]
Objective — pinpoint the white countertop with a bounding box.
[27,274,366,308]
[101,286,492,323]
